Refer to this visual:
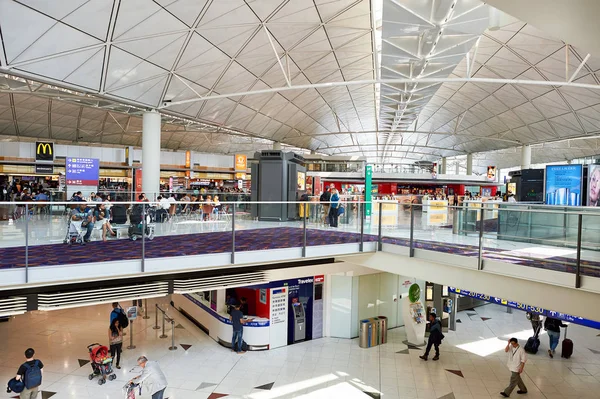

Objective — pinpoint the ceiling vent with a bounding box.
[0,297,27,317]
[38,282,169,311]
[173,271,267,294]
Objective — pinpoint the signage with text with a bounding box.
[235,154,247,171]
[35,142,54,162]
[66,158,100,186]
[545,164,582,206]
[35,164,54,174]
[449,287,600,329]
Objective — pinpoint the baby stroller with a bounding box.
[128,204,155,241]
[87,343,116,385]
[63,219,86,245]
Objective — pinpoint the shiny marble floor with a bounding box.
[0,301,599,399]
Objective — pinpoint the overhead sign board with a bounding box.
[35,142,54,162]
[448,287,600,330]
[35,164,54,174]
[66,158,100,186]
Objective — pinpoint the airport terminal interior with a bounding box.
[1,1,600,398]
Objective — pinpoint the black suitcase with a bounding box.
[524,323,541,354]
[561,326,573,359]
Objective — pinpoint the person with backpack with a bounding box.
[110,302,130,331]
[15,348,43,399]
[319,188,331,225]
[419,313,444,361]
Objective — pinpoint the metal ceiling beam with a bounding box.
[160,77,600,108]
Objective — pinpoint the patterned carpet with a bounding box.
[0,227,598,278]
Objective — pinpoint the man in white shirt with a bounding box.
[130,356,167,399]
[501,338,528,397]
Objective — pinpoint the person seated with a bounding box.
[156,196,170,222]
[168,194,177,216]
[71,203,94,242]
[33,190,49,214]
[95,204,117,241]
[203,195,213,220]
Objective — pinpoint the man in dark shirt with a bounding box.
[229,303,253,354]
[16,347,44,399]
[239,297,249,316]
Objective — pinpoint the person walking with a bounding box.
[229,302,253,354]
[544,316,566,358]
[526,312,541,336]
[419,313,443,361]
[15,348,43,399]
[319,188,331,225]
[130,356,168,399]
[108,318,123,369]
[501,338,528,397]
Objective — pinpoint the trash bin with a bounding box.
[359,319,372,348]
[369,317,379,346]
[377,316,388,344]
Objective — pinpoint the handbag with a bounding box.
[337,206,345,215]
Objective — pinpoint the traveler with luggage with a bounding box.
[501,338,527,397]
[525,312,541,336]
[544,317,566,358]
[419,313,444,361]
[15,348,43,399]
[524,317,542,354]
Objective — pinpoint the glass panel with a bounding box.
[0,202,27,271]
[485,206,581,274]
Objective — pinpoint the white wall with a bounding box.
[0,142,235,169]
[329,275,354,338]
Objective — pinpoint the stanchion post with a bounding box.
[153,304,160,330]
[169,320,177,351]
[159,314,167,338]
[143,298,150,319]
[127,320,136,349]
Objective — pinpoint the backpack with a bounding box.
[7,377,25,393]
[22,360,42,389]
[113,308,129,329]
[319,192,330,204]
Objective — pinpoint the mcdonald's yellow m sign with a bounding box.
[36,142,54,161]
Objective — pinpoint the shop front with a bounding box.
[173,275,324,350]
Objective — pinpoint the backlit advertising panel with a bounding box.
[544,164,582,206]
[587,165,600,206]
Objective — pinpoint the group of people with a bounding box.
[69,192,121,242]
[319,184,342,227]
[156,193,223,221]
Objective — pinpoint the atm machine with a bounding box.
[292,303,306,342]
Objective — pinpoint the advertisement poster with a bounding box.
[545,164,582,205]
[235,154,247,171]
[66,158,100,186]
[487,166,497,181]
[587,165,600,206]
[297,171,306,190]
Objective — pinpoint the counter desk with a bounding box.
[173,293,270,350]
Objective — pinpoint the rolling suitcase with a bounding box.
[524,323,541,354]
[561,325,573,359]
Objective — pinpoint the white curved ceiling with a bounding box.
[0,0,599,170]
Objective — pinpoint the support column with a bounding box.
[455,162,460,175]
[441,157,447,174]
[466,154,473,176]
[273,142,282,150]
[142,111,161,198]
[521,145,532,170]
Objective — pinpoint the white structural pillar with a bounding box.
[273,142,282,150]
[142,111,161,198]
[521,145,532,170]
[455,162,460,175]
[466,154,473,175]
[441,157,447,174]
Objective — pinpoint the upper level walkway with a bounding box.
[1,201,599,303]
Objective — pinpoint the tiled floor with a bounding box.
[0,301,599,399]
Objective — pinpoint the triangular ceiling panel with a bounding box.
[155,0,210,27]
[116,32,188,70]
[105,47,168,90]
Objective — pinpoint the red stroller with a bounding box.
[87,343,117,385]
